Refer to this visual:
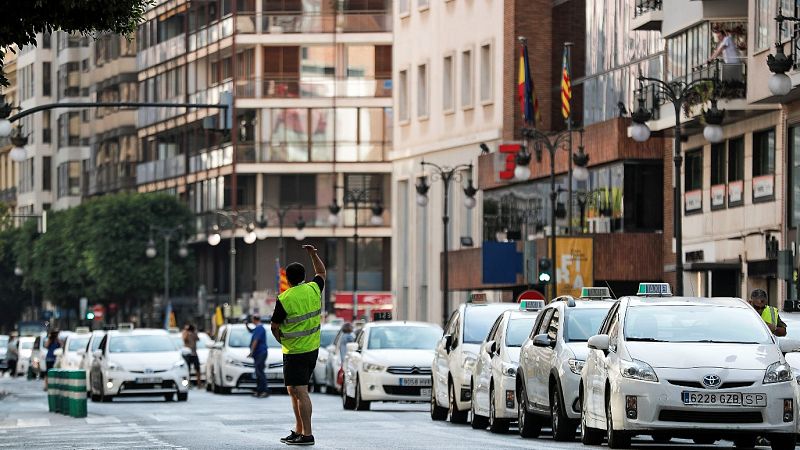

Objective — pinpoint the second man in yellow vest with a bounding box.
[749,288,787,337]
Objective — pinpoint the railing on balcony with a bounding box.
[137,34,186,70]
[235,142,386,164]
[189,81,233,105]
[634,0,662,17]
[136,155,186,184]
[188,16,235,52]
[231,11,391,34]
[189,145,233,172]
[236,76,391,98]
[85,162,137,196]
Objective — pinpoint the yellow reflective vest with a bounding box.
[761,306,780,327]
[278,281,322,354]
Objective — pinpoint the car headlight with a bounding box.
[568,359,585,375]
[173,360,186,369]
[619,359,658,382]
[362,362,385,373]
[764,361,793,384]
[108,362,124,371]
[462,352,478,372]
[501,362,517,377]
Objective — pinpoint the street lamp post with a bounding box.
[629,68,723,296]
[256,203,302,264]
[146,225,188,327]
[207,211,257,309]
[329,187,384,321]
[415,161,478,326]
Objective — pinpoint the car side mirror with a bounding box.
[532,334,555,349]
[587,334,610,351]
[346,342,360,353]
[778,338,800,354]
[443,334,453,353]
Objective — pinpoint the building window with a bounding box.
[399,0,409,15]
[57,112,81,147]
[480,43,492,103]
[753,128,776,201]
[728,136,745,206]
[710,143,726,209]
[443,55,454,112]
[461,49,473,108]
[57,62,81,98]
[42,110,51,143]
[279,174,316,206]
[684,149,702,213]
[418,0,428,9]
[19,65,34,100]
[42,156,51,191]
[417,64,428,118]
[42,62,51,97]
[791,125,800,227]
[398,69,409,121]
[756,0,771,51]
[57,161,82,198]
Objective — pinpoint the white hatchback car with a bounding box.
[313,323,340,391]
[517,288,615,440]
[342,321,443,410]
[472,301,543,433]
[89,328,189,402]
[581,283,798,449]
[206,324,284,393]
[57,332,91,370]
[431,301,518,423]
[16,336,35,377]
[78,331,106,392]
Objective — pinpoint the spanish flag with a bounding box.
[561,45,572,120]
[518,39,541,126]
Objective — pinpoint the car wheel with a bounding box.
[220,386,232,395]
[769,434,797,450]
[551,383,576,441]
[517,383,541,438]
[342,375,356,410]
[488,385,509,433]
[212,371,221,394]
[164,393,175,402]
[651,432,672,443]
[430,381,448,421]
[448,382,469,424]
[354,375,371,411]
[693,437,716,445]
[177,392,188,402]
[605,394,630,449]
[470,381,488,429]
[733,436,757,448]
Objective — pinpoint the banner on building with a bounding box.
[555,237,593,298]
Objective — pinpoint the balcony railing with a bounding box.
[137,34,186,70]
[634,0,662,17]
[234,142,387,164]
[231,11,391,34]
[85,162,137,196]
[189,81,233,105]
[188,16,235,52]
[189,145,233,172]
[136,155,186,184]
[236,76,391,98]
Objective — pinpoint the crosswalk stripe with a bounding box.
[86,416,122,424]
[15,418,50,428]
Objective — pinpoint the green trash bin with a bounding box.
[46,369,57,412]
[64,370,87,418]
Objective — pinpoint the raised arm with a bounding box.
[303,245,326,279]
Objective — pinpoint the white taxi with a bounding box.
[89,328,189,402]
[56,330,91,369]
[16,336,35,377]
[342,321,442,410]
[78,331,106,392]
[517,287,615,440]
[581,283,798,449]
[205,324,284,393]
[472,300,544,433]
[431,299,518,423]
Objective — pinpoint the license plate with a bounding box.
[135,377,161,384]
[421,388,431,397]
[399,377,431,387]
[682,391,767,407]
[267,373,282,380]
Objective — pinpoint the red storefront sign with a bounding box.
[333,292,393,322]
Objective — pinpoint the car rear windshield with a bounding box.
[90,336,104,351]
[229,327,280,349]
[624,305,772,344]
[109,335,177,353]
[565,308,613,342]
[321,330,337,348]
[68,337,90,351]
[367,326,442,350]
[506,318,537,347]
[464,305,515,344]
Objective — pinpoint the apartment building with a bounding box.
[0,49,18,211]
[134,0,393,317]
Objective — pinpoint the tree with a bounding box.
[0,223,29,332]
[0,0,152,86]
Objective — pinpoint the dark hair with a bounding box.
[251,314,261,322]
[750,289,768,301]
[286,262,306,286]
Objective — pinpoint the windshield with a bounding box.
[464,305,515,344]
[624,305,773,344]
[367,326,442,350]
[90,336,104,351]
[109,335,177,353]
[566,308,613,342]
[506,318,537,347]
[229,327,280,349]
[20,340,33,349]
[321,330,337,348]
[68,337,90,351]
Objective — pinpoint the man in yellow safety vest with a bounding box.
[271,244,325,446]
[749,288,787,337]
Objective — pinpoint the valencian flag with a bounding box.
[561,45,572,120]
[518,39,541,126]
[276,258,289,293]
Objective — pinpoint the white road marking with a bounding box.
[86,416,122,424]
[15,418,50,428]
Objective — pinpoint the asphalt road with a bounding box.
[0,375,781,449]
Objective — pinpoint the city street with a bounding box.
[0,376,778,449]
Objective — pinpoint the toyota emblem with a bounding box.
[701,374,721,389]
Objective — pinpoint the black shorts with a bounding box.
[184,354,200,372]
[283,349,318,387]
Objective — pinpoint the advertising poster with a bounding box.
[556,237,593,298]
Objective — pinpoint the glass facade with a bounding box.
[583,0,663,126]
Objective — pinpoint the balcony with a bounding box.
[188,16,235,52]
[632,0,663,31]
[137,34,186,70]
[232,11,391,35]
[189,145,233,173]
[235,142,387,164]
[85,162,137,196]
[235,76,392,98]
[188,81,233,105]
[136,155,186,184]
[137,95,189,128]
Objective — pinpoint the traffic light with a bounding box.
[86,312,95,320]
[538,258,553,284]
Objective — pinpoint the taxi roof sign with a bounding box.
[637,283,672,297]
[519,299,545,311]
[468,293,488,304]
[580,287,612,299]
